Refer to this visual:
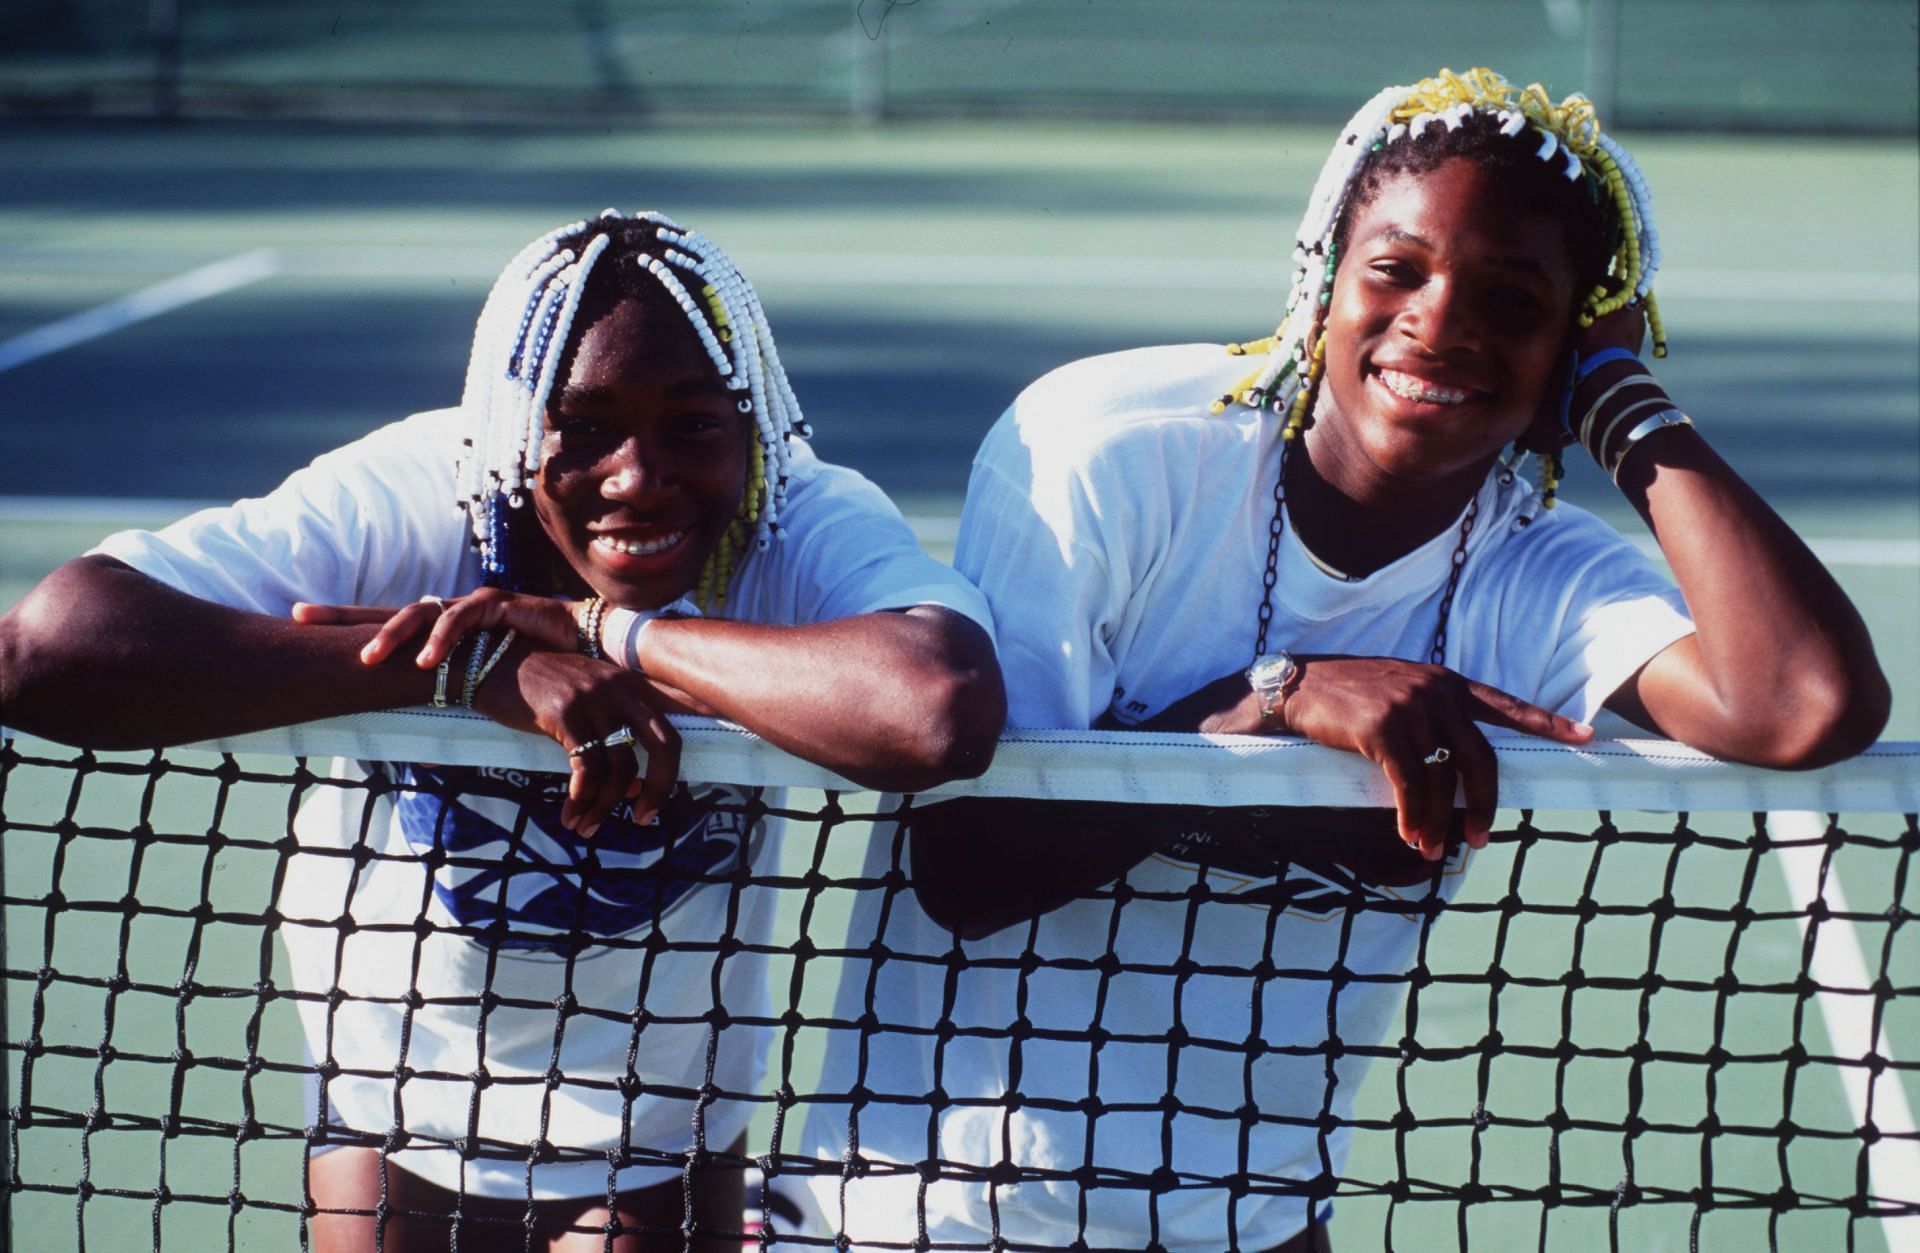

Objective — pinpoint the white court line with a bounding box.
[1772,811,1920,1249]
[0,249,280,375]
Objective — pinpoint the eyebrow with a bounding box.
[554,375,729,409]
[1372,226,1556,279]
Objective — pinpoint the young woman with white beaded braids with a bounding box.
[791,70,1888,1251]
[0,211,1004,1250]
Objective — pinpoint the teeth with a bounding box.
[1378,369,1470,405]
[596,531,685,557]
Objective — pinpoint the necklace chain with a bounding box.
[1252,437,1478,668]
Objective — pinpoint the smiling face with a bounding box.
[532,293,751,609]
[1310,157,1582,501]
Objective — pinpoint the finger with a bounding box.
[1376,748,1439,861]
[1450,722,1500,851]
[581,726,642,839]
[357,602,443,667]
[630,711,680,827]
[417,599,505,668]
[1413,749,1455,862]
[1463,681,1592,744]
[294,602,403,627]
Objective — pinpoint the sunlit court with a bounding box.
[2,3,1916,1250]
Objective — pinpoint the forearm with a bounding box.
[909,798,1176,939]
[633,606,1006,791]
[1606,391,1888,764]
[0,556,436,748]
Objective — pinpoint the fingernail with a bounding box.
[1572,721,1593,735]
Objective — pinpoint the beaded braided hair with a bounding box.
[1217,67,1665,509]
[454,211,809,610]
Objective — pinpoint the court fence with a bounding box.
[4,0,1916,134]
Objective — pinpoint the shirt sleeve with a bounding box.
[952,423,1124,732]
[1484,511,1695,725]
[90,410,478,614]
[754,452,994,638]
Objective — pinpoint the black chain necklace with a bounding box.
[1252,436,1479,666]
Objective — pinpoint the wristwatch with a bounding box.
[1245,651,1300,724]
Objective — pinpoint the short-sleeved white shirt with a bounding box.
[96,406,993,1198]
[798,345,1694,1249]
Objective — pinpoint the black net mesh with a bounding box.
[3,723,1916,1251]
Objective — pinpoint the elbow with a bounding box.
[1737,660,1891,771]
[850,659,1007,793]
[0,588,84,745]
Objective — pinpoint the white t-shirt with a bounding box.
[795,345,1694,1250]
[95,406,993,1199]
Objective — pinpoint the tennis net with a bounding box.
[3,710,1916,1251]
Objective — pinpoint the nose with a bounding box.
[1400,279,1484,358]
[597,436,672,503]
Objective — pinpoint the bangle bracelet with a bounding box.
[431,630,467,708]
[1575,369,1660,454]
[468,628,517,704]
[1609,409,1694,484]
[601,607,647,673]
[1587,396,1673,469]
[460,629,492,708]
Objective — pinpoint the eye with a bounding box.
[1367,258,1421,286]
[547,413,613,446]
[666,409,737,444]
[1487,285,1548,319]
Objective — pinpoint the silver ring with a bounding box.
[602,725,636,750]
[567,736,603,759]
[419,595,449,610]
[1422,747,1452,766]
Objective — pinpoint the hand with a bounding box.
[1276,656,1593,861]
[1577,299,1647,360]
[468,640,680,838]
[293,589,582,668]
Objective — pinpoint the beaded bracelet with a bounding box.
[460,629,493,709]
[467,628,518,705]
[577,596,606,660]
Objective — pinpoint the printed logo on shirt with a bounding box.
[1150,806,1467,919]
[391,765,756,953]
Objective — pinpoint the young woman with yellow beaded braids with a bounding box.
[0,211,1004,1251]
[790,70,1889,1251]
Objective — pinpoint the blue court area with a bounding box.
[1,112,1916,1251]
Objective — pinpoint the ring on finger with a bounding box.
[1422,746,1452,766]
[602,725,637,751]
[417,594,449,611]
[567,736,605,758]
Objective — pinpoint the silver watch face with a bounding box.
[1247,651,1297,692]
